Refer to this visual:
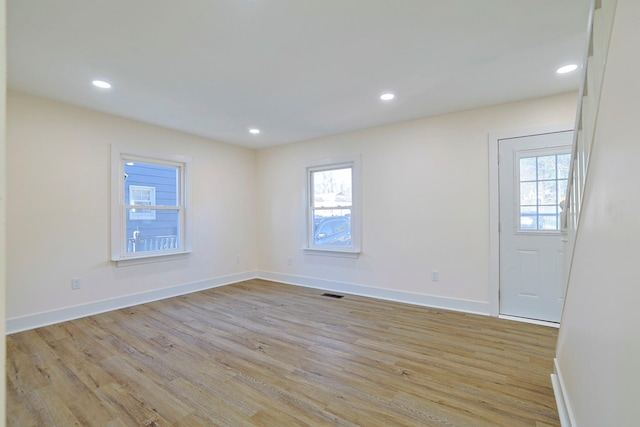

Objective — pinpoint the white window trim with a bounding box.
[111,146,192,266]
[304,156,361,256]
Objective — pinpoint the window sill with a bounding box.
[113,251,191,267]
[515,230,563,236]
[303,248,360,259]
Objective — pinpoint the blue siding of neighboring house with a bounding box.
[124,162,178,241]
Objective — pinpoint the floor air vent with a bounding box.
[321,293,344,299]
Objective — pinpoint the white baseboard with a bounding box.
[551,357,576,427]
[256,271,491,315]
[499,314,560,328]
[6,271,258,334]
[7,271,491,334]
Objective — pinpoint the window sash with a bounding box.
[121,206,184,256]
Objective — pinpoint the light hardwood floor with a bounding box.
[7,279,560,426]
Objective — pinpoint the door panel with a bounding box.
[516,250,539,297]
[499,131,572,322]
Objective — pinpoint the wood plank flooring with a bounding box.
[7,279,560,426]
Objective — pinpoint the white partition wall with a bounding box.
[554,0,640,425]
[0,0,6,423]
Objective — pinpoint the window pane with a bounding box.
[520,182,537,205]
[521,207,537,230]
[314,207,352,218]
[539,205,557,215]
[519,157,537,181]
[124,161,179,207]
[557,154,571,179]
[537,156,556,180]
[313,210,351,247]
[538,181,557,205]
[129,185,156,220]
[126,208,180,253]
[312,168,352,209]
[539,215,558,230]
[558,179,568,204]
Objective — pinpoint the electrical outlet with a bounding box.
[71,277,82,290]
[431,270,439,282]
[236,255,240,264]
[287,257,293,266]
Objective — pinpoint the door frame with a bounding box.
[488,123,574,318]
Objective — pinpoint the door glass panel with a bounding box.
[538,206,557,214]
[518,153,569,231]
[539,215,558,230]
[520,206,537,230]
[537,156,557,180]
[520,182,537,205]
[558,180,568,200]
[520,157,537,181]
[557,154,571,179]
[538,181,557,205]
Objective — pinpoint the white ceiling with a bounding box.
[8,0,590,149]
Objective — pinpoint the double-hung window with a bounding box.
[111,146,192,263]
[306,158,361,255]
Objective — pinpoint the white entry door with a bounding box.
[498,131,572,323]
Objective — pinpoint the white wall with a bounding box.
[0,0,7,422]
[555,0,640,424]
[6,91,258,329]
[256,92,577,311]
[6,89,578,331]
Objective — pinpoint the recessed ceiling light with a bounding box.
[556,64,578,74]
[249,128,260,134]
[380,93,395,101]
[92,80,112,89]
